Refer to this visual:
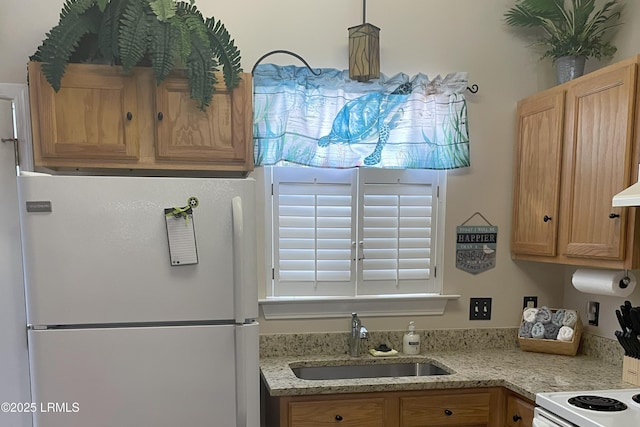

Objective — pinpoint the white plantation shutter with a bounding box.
[273,168,357,296]
[269,167,440,298]
[358,169,438,295]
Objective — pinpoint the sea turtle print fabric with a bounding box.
[253,64,470,169]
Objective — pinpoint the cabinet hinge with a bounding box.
[437,185,440,198]
[271,183,274,196]
[272,268,275,280]
[434,266,437,278]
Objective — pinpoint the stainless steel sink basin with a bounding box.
[291,362,451,380]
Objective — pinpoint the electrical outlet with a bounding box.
[523,296,538,309]
[587,301,600,326]
[469,298,492,320]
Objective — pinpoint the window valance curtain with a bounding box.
[253,64,470,169]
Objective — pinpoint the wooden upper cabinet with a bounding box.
[155,72,252,169]
[559,63,637,260]
[511,55,640,268]
[29,62,140,163]
[28,61,253,174]
[511,89,565,257]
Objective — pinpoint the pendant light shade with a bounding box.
[348,23,380,82]
[348,1,380,82]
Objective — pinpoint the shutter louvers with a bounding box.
[273,168,356,296]
[270,167,439,298]
[359,173,435,295]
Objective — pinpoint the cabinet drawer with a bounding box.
[506,394,534,427]
[289,398,385,427]
[400,391,490,426]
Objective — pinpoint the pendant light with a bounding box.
[348,0,380,82]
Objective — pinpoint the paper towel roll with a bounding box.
[571,269,636,297]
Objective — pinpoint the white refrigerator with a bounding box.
[18,175,259,427]
[0,97,32,427]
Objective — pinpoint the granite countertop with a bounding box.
[260,349,633,401]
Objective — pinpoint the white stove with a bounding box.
[535,389,640,427]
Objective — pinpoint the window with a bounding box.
[261,167,447,311]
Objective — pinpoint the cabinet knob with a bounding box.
[335,414,343,421]
[126,112,132,121]
[444,409,453,416]
[157,112,164,121]
[609,213,620,219]
[513,414,522,422]
[543,215,552,222]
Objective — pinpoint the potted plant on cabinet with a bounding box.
[504,0,624,84]
[31,0,242,110]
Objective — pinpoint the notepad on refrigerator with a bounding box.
[164,210,198,266]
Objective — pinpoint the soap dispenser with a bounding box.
[402,321,420,355]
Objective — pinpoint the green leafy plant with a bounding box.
[504,0,624,61]
[31,0,242,110]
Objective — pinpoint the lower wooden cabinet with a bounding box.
[266,392,396,427]
[504,392,534,427]
[290,397,387,427]
[400,390,491,426]
[264,387,510,427]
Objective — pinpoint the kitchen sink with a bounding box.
[291,362,452,380]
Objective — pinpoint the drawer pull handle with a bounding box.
[158,112,164,121]
[609,213,620,219]
[335,414,343,421]
[126,112,132,121]
[543,215,552,222]
[444,409,453,416]
[513,414,522,422]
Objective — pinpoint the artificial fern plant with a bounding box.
[31,0,242,110]
[504,0,624,61]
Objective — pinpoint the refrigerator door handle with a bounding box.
[235,325,260,427]
[232,196,245,324]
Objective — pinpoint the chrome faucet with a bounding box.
[349,312,369,357]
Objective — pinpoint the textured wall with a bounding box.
[7,1,638,334]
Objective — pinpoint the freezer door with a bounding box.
[29,323,260,427]
[18,176,258,325]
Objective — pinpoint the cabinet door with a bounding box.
[289,398,385,427]
[505,394,534,427]
[154,73,253,171]
[560,63,637,259]
[29,62,140,164]
[399,391,490,426]
[511,90,565,257]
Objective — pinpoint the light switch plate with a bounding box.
[469,298,492,320]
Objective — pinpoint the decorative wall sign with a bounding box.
[456,212,497,274]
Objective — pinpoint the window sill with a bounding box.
[259,294,461,320]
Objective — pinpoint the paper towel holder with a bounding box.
[620,271,631,289]
[572,268,636,298]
